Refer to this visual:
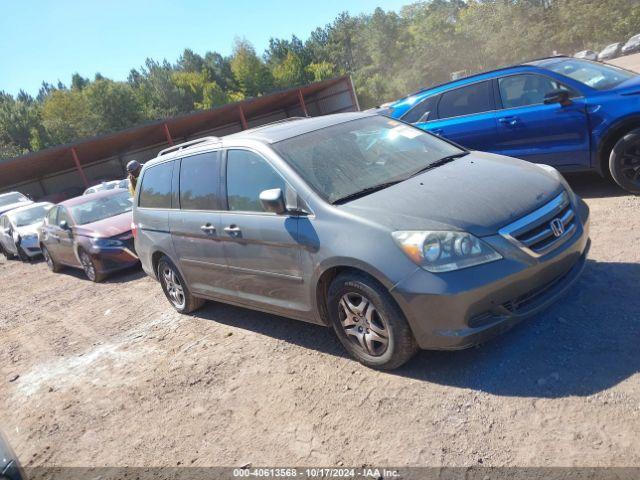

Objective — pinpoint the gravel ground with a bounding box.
[0,173,639,468]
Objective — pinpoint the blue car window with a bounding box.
[402,95,439,123]
[498,74,566,109]
[438,81,493,120]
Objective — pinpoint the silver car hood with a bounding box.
[339,151,564,237]
[16,221,43,237]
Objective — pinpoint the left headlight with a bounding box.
[392,230,502,273]
[91,237,123,248]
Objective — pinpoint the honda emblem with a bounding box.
[550,218,565,237]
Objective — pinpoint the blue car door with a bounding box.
[412,80,499,152]
[492,73,590,167]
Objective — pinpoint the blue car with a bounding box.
[386,56,640,193]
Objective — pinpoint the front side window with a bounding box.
[226,150,286,212]
[139,161,174,209]
[179,152,221,211]
[46,206,58,225]
[498,74,573,109]
[68,191,133,226]
[273,116,463,204]
[57,207,72,226]
[438,81,493,119]
[402,95,439,123]
[545,59,635,90]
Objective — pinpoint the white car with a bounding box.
[83,180,127,195]
[0,191,33,216]
[0,202,54,260]
[574,50,598,61]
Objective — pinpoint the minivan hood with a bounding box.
[74,211,132,238]
[339,152,564,237]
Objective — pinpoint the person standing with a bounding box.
[126,160,142,197]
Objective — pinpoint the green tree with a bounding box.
[230,39,273,97]
[41,89,92,144]
[83,79,142,133]
[272,51,307,88]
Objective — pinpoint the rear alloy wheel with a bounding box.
[41,245,62,272]
[79,249,105,282]
[157,257,204,314]
[328,272,418,370]
[609,129,640,194]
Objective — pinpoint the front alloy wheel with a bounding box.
[328,272,418,370]
[610,129,640,194]
[338,293,389,357]
[80,250,104,282]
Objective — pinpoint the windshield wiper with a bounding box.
[332,180,404,205]
[409,151,469,178]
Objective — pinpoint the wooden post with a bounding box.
[298,89,309,117]
[163,123,174,145]
[238,105,248,130]
[71,147,89,188]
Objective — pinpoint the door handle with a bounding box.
[498,116,520,127]
[223,225,242,236]
[431,128,444,136]
[200,224,216,234]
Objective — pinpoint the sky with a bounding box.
[0,0,409,97]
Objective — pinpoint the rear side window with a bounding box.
[438,81,493,119]
[402,95,439,123]
[179,152,221,210]
[139,161,174,209]
[226,150,286,212]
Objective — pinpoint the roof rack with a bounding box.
[158,136,220,157]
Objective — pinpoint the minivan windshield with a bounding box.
[0,192,28,207]
[545,59,635,90]
[69,190,133,225]
[273,116,463,204]
[10,205,51,227]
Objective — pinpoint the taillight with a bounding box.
[131,222,138,239]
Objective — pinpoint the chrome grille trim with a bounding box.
[499,192,578,257]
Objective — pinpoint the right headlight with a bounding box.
[392,230,502,273]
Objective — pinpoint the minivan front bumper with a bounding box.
[391,199,590,350]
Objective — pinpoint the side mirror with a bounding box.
[544,89,572,106]
[2,227,10,235]
[259,188,287,214]
[59,220,70,230]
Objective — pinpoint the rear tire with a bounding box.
[327,272,418,370]
[41,245,62,272]
[609,129,640,194]
[157,256,205,314]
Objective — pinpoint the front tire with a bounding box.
[327,272,418,370]
[41,245,62,272]
[157,256,205,314]
[79,249,105,282]
[609,129,640,194]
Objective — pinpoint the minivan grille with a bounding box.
[499,192,577,257]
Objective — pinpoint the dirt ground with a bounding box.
[0,173,639,468]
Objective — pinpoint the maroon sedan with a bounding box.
[40,189,138,282]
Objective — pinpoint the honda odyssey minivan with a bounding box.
[133,113,590,369]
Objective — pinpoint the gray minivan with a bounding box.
[133,112,590,369]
